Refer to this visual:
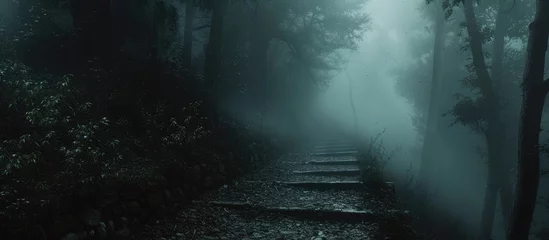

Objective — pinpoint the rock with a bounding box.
[107,220,115,232]
[147,191,164,207]
[81,208,101,227]
[61,233,79,240]
[98,222,107,238]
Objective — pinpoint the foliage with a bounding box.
[355,131,417,239]
[357,129,400,185]
[0,0,366,232]
[445,93,488,133]
[0,58,220,225]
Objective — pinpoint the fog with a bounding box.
[316,0,546,239]
[1,0,548,239]
[319,0,419,148]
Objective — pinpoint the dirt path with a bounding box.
[135,138,382,240]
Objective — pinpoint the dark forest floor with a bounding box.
[133,141,381,240]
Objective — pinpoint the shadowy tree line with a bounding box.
[395,0,549,239]
[0,0,370,237]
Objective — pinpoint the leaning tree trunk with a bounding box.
[204,1,227,127]
[507,0,549,239]
[419,6,446,186]
[182,0,195,68]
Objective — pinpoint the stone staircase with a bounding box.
[291,138,362,189]
[137,135,402,239]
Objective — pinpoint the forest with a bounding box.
[0,0,548,239]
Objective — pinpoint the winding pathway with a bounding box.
[136,136,392,240]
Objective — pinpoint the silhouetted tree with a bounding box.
[508,0,549,238]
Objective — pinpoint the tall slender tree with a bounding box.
[428,0,516,237]
[182,0,196,68]
[461,0,509,237]
[203,0,227,125]
[490,0,513,228]
[419,0,447,186]
[345,68,358,138]
[508,0,549,238]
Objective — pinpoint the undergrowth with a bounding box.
[356,130,418,240]
[355,129,476,239]
[0,55,274,233]
[395,162,474,239]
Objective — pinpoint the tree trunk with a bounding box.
[419,6,445,186]
[69,0,112,66]
[248,4,273,107]
[249,33,270,109]
[478,136,499,239]
[490,0,514,228]
[345,69,358,139]
[507,0,549,238]
[204,1,227,126]
[461,0,503,238]
[182,0,195,68]
[490,0,506,89]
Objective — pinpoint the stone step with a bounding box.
[199,201,406,222]
[276,181,364,190]
[317,141,353,147]
[292,169,360,176]
[242,180,394,192]
[306,160,359,165]
[314,147,356,153]
[311,151,358,157]
[315,143,355,148]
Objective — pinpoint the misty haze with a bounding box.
[0,0,548,239]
